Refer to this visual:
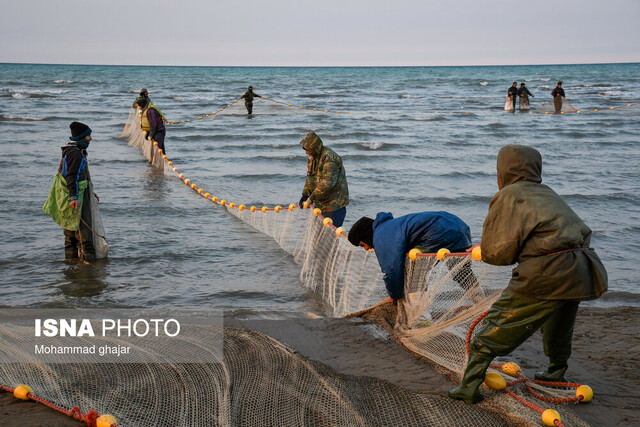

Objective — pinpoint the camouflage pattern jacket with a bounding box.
[300,131,349,212]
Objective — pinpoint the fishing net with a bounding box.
[87,183,108,259]
[0,117,591,426]
[118,108,140,139]
[225,207,589,426]
[533,99,579,114]
[0,326,519,426]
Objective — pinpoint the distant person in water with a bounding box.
[518,83,534,110]
[137,98,166,153]
[552,81,566,113]
[299,131,349,227]
[505,82,518,111]
[240,86,262,115]
[132,88,166,120]
[132,88,149,108]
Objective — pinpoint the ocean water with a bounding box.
[1,63,639,313]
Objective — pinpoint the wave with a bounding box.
[172,95,220,102]
[597,91,623,96]
[412,115,448,122]
[326,89,356,94]
[484,122,508,129]
[54,80,74,84]
[0,114,51,122]
[599,291,640,304]
[356,141,385,150]
[1,88,66,95]
[298,94,328,99]
[524,78,550,82]
[562,192,638,203]
[412,194,494,205]
[480,82,488,86]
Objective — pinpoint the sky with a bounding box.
[1,0,639,66]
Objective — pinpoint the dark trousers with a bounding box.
[554,97,563,114]
[245,102,253,115]
[153,130,166,153]
[322,206,346,227]
[472,290,579,362]
[63,190,95,260]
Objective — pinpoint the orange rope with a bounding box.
[1,384,117,426]
[464,310,583,423]
[466,309,490,355]
[504,389,565,427]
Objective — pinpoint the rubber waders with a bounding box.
[448,351,494,403]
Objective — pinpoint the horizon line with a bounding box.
[1,61,639,68]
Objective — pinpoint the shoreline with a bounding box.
[1,306,639,426]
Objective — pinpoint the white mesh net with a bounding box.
[533,99,579,114]
[0,114,591,426]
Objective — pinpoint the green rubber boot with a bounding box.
[448,351,493,403]
[535,359,568,382]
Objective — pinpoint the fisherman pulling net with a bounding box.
[5,105,603,426]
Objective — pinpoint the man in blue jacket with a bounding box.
[347,211,478,303]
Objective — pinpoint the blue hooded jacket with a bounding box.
[372,211,472,300]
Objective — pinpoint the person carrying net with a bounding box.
[299,131,349,227]
[552,81,566,113]
[240,85,262,115]
[518,82,534,110]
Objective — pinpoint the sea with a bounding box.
[1,63,639,314]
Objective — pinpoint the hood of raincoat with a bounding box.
[497,145,542,188]
[300,131,323,157]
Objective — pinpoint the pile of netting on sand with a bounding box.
[0,120,591,426]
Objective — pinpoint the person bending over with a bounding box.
[347,211,480,303]
[299,131,349,227]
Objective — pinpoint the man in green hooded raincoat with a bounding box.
[298,131,349,227]
[449,144,607,404]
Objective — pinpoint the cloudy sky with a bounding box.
[2,0,639,66]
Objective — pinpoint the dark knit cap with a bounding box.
[137,98,149,108]
[348,217,375,247]
[140,88,148,95]
[69,122,92,141]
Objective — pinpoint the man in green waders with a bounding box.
[448,144,608,403]
[60,122,98,260]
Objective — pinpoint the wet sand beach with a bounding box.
[2,306,639,426]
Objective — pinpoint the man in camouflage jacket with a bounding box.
[299,131,349,227]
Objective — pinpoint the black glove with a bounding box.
[299,194,309,208]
